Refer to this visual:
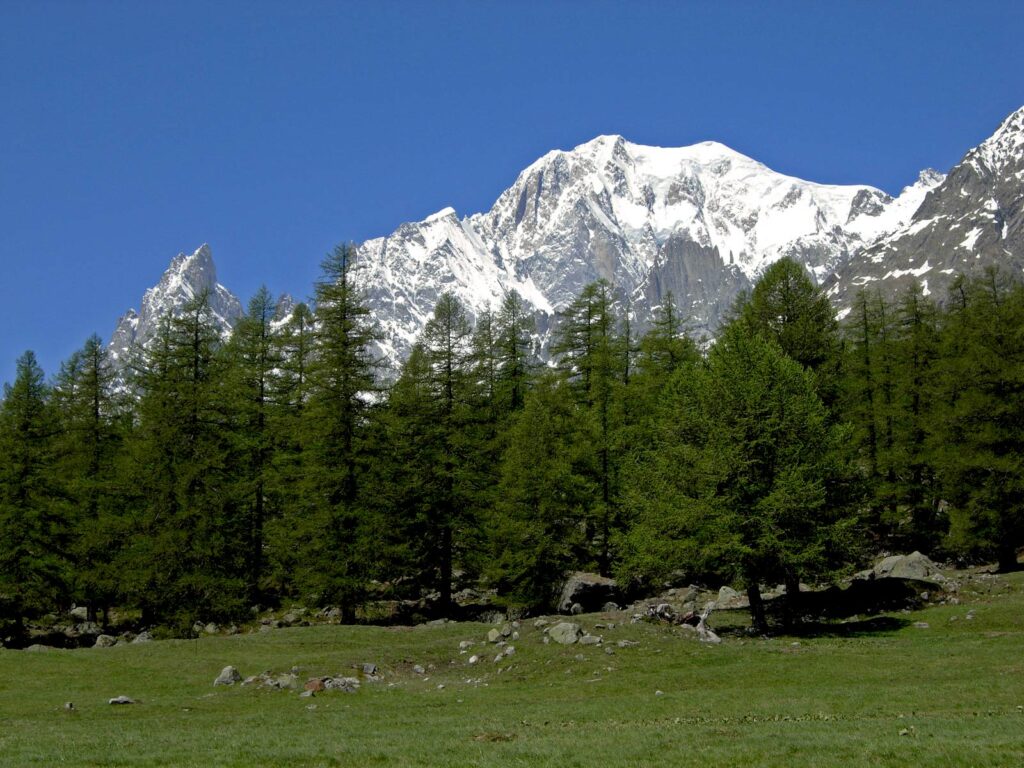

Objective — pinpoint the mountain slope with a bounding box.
[828,107,1024,314]
[108,244,242,367]
[360,134,940,361]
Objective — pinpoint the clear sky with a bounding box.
[1,0,1022,385]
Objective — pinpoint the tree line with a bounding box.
[1,247,1022,638]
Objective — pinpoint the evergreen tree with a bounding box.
[487,373,594,608]
[738,257,841,412]
[623,323,856,633]
[294,244,380,612]
[552,280,628,574]
[0,352,68,635]
[120,293,244,628]
[937,269,1024,571]
[51,335,125,622]
[222,287,280,604]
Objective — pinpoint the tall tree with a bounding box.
[294,244,380,612]
[0,352,68,635]
[52,335,125,622]
[938,269,1024,571]
[222,287,280,604]
[552,280,628,574]
[120,293,244,628]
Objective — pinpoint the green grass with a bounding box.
[2,574,1023,766]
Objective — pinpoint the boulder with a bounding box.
[94,634,117,648]
[486,628,502,643]
[549,622,583,645]
[579,634,602,646]
[557,572,621,614]
[715,586,749,610]
[69,606,89,621]
[214,666,242,686]
[274,673,299,690]
[869,552,944,583]
[204,623,219,635]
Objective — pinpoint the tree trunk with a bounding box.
[997,541,1019,573]
[784,576,801,628]
[746,583,767,635]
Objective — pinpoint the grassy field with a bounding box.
[1,572,1022,767]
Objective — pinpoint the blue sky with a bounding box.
[1,0,1022,385]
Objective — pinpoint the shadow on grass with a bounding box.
[782,615,912,638]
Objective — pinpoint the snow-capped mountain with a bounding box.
[108,244,242,367]
[112,106,1022,371]
[828,106,1024,314]
[359,134,942,362]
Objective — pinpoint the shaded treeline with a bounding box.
[2,248,1022,636]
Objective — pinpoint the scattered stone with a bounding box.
[533,618,550,629]
[549,622,583,645]
[324,677,360,693]
[94,634,117,648]
[574,654,585,661]
[69,606,89,621]
[486,628,502,643]
[459,640,474,650]
[132,631,154,644]
[655,690,664,697]
[493,654,503,663]
[204,623,219,635]
[503,646,516,657]
[499,622,513,638]
[108,695,137,705]
[469,655,480,665]
[214,666,242,686]
[437,684,445,690]
[579,634,602,646]
[361,663,378,677]
[64,702,75,711]
[512,631,520,641]
[570,603,583,615]
[616,639,639,648]
[281,612,300,626]
[966,610,976,621]
[604,647,615,655]
[274,673,299,690]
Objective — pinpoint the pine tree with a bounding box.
[552,280,628,574]
[293,244,380,612]
[51,335,125,622]
[222,287,280,604]
[0,352,69,635]
[938,269,1024,571]
[120,293,244,628]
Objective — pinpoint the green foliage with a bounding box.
[51,335,126,619]
[0,351,68,629]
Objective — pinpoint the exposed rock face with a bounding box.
[108,244,242,369]
[829,107,1024,313]
[357,134,940,364]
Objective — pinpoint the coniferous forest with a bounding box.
[2,246,1023,640]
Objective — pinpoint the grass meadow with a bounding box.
[1,571,1022,767]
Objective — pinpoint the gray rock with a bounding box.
[579,634,602,646]
[324,677,360,693]
[274,673,299,690]
[412,664,425,675]
[108,695,137,705]
[131,631,154,644]
[601,602,620,612]
[558,572,621,614]
[69,606,89,621]
[361,663,378,677]
[94,634,117,648]
[204,623,219,635]
[549,622,583,645]
[281,612,300,626]
[299,689,315,698]
[486,628,502,643]
[214,665,242,686]
[870,552,945,583]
